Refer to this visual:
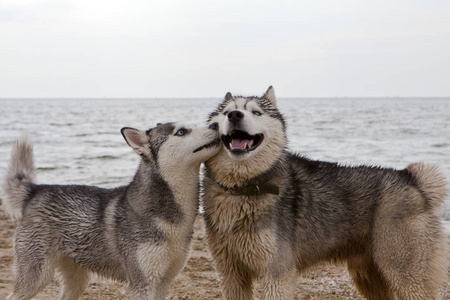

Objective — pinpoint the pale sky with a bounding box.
[1,0,449,98]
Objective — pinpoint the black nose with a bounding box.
[228,110,244,123]
[209,122,219,130]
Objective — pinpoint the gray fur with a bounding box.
[203,87,449,300]
[2,122,220,300]
[1,135,35,220]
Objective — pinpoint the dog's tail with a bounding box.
[406,163,448,213]
[2,135,36,220]
[407,163,450,279]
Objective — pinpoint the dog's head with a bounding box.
[206,87,287,185]
[121,122,221,169]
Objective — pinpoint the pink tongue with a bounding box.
[231,139,251,149]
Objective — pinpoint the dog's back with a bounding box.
[285,154,448,261]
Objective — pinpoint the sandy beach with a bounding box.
[1,199,449,299]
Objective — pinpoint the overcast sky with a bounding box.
[1,0,449,98]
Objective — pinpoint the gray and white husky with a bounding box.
[2,122,220,300]
[202,87,449,300]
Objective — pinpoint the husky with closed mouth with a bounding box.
[202,87,449,300]
[2,122,220,300]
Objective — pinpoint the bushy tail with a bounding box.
[406,163,448,213]
[407,163,450,278]
[1,135,35,220]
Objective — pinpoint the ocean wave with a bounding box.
[432,143,449,148]
[79,155,122,161]
[0,141,14,147]
[50,123,74,126]
[37,166,69,171]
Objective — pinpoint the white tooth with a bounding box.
[250,140,254,146]
[229,142,233,149]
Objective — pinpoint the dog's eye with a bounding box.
[175,129,186,136]
[253,111,262,116]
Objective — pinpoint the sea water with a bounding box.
[0,98,449,224]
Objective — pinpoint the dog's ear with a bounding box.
[263,86,277,106]
[121,127,149,156]
[225,92,233,101]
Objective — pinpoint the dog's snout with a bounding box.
[228,110,244,123]
[209,122,219,130]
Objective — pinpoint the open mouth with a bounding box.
[193,137,221,153]
[222,130,264,154]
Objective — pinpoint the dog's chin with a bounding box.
[193,137,221,154]
[221,130,264,160]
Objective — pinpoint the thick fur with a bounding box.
[1,135,35,220]
[2,122,220,300]
[202,87,450,300]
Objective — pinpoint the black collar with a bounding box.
[216,182,280,196]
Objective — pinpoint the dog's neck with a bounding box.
[205,150,287,190]
[127,161,200,224]
[159,162,201,213]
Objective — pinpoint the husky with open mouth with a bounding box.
[202,87,449,299]
[2,122,220,300]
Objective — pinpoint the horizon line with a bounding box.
[1,96,450,100]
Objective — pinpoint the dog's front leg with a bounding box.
[126,285,155,300]
[124,263,158,300]
[217,264,254,300]
[261,268,297,300]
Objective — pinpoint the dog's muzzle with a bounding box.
[222,130,264,154]
[221,110,264,154]
[193,123,221,153]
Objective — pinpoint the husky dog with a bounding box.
[202,87,449,300]
[2,122,220,300]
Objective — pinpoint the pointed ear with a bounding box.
[121,127,149,156]
[225,92,233,101]
[263,86,277,106]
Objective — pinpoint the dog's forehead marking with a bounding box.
[235,98,268,113]
[153,122,176,137]
[234,98,247,109]
[244,99,262,110]
[208,93,281,123]
[224,97,253,111]
[149,122,176,163]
